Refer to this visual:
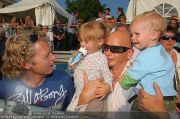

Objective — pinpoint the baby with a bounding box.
[120,11,177,98]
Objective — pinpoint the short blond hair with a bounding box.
[77,21,106,43]
[132,11,167,34]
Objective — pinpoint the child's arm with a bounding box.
[120,73,139,90]
[120,55,147,90]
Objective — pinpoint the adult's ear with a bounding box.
[22,61,31,69]
[127,48,134,60]
[97,39,104,48]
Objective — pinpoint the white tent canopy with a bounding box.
[0,0,72,26]
[126,0,180,23]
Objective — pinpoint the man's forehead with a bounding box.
[34,40,50,53]
[106,31,132,47]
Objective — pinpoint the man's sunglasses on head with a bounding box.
[29,34,38,43]
[103,44,130,53]
[160,35,177,41]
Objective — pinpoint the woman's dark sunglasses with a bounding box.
[103,44,130,53]
[160,35,177,41]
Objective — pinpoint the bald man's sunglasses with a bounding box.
[103,44,130,53]
[160,35,177,41]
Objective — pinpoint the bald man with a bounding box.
[103,31,135,113]
[77,31,135,113]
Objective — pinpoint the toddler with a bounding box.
[67,21,112,112]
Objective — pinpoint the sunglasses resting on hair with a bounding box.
[29,34,38,43]
[103,44,130,53]
[160,35,176,41]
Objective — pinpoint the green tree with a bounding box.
[66,0,105,22]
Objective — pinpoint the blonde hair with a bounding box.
[1,32,48,79]
[1,34,34,79]
[132,11,167,34]
[77,21,106,44]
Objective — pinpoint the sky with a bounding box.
[58,0,129,18]
[15,0,129,18]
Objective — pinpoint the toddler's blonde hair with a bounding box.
[132,11,167,35]
[77,21,106,44]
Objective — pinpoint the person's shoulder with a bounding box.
[90,51,106,59]
[48,70,74,88]
[99,51,107,59]
[52,70,69,77]
[135,45,163,64]
[48,70,70,81]
[173,48,180,54]
[174,46,180,53]
[0,78,21,87]
[0,78,7,84]
[173,49,180,64]
[139,44,163,57]
[94,51,108,63]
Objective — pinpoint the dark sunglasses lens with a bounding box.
[103,45,109,52]
[161,36,169,40]
[161,35,176,41]
[110,46,122,53]
[29,34,38,42]
[171,36,176,41]
[103,45,129,53]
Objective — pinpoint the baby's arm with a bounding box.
[120,72,139,90]
[119,73,138,90]
[120,56,146,90]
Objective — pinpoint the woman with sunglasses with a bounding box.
[160,25,180,112]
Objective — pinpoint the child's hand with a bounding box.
[95,83,111,100]
[68,51,80,69]
[72,51,79,58]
